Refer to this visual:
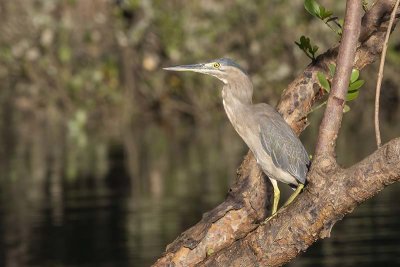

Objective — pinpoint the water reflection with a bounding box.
[0,112,400,267]
[0,113,245,266]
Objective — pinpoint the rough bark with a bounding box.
[153,1,400,266]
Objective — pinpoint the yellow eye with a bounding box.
[213,62,221,69]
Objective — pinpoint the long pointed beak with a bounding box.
[163,63,207,73]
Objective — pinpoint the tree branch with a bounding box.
[201,138,400,266]
[153,1,400,266]
[314,0,362,158]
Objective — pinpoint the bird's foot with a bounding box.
[261,212,277,225]
[282,184,304,208]
[260,184,305,226]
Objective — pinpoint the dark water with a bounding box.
[2,172,399,267]
[1,117,400,267]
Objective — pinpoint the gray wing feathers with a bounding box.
[259,112,309,184]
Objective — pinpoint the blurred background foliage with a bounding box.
[0,0,399,266]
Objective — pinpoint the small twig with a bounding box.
[308,100,327,114]
[304,51,315,61]
[324,20,341,36]
[374,0,400,148]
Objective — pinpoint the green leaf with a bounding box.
[350,69,359,83]
[319,6,325,18]
[300,35,307,46]
[338,19,344,28]
[346,90,359,101]
[349,80,365,91]
[295,35,318,60]
[347,89,358,94]
[317,72,330,92]
[329,63,336,78]
[319,6,333,20]
[322,10,333,19]
[304,0,320,18]
[303,37,311,49]
[343,104,350,113]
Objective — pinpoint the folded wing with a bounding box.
[258,109,310,185]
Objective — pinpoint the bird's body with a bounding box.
[221,73,308,187]
[164,58,310,215]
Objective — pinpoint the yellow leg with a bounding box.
[270,179,280,215]
[262,182,304,225]
[282,183,304,209]
[261,179,280,224]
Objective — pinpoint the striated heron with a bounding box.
[164,58,310,216]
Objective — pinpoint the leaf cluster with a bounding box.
[304,0,343,36]
[317,64,365,112]
[295,36,319,61]
[304,0,333,20]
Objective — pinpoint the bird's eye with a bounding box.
[213,62,221,69]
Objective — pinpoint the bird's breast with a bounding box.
[222,99,249,137]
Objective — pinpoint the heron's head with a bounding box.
[163,58,247,85]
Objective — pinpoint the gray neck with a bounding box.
[221,74,253,106]
[221,75,254,139]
